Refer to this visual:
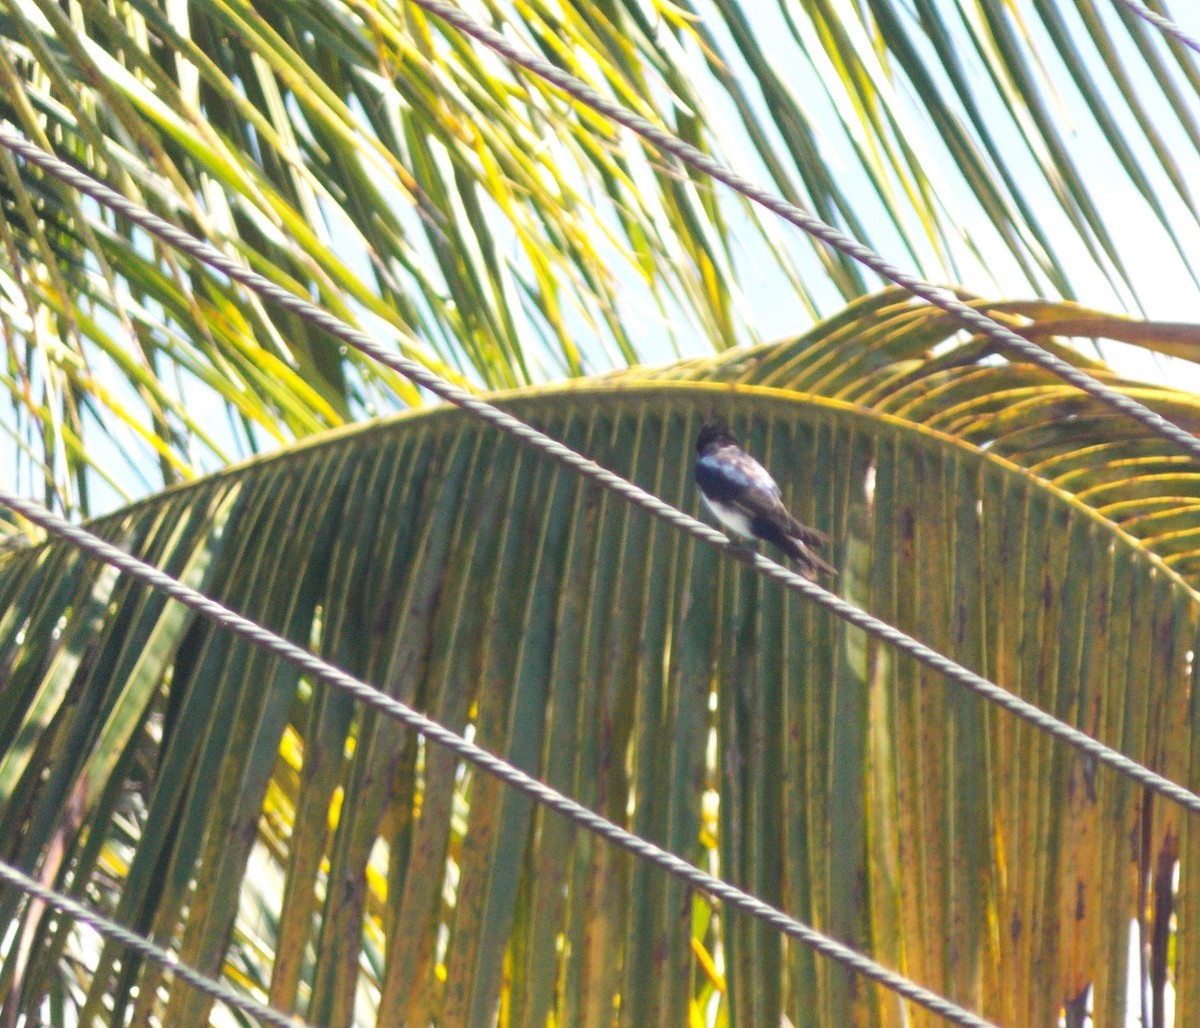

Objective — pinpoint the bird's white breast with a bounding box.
[701,493,754,539]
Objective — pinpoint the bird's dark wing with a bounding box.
[754,522,837,579]
[775,510,830,548]
[696,447,829,546]
[694,448,777,504]
[700,446,782,501]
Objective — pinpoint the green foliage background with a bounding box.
[2,0,1200,1024]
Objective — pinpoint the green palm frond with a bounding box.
[3,300,1200,1023]
[627,287,1200,582]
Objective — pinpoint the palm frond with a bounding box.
[3,308,1199,1021]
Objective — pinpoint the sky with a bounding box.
[695,1,1200,413]
[702,1,1200,332]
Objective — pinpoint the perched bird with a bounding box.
[694,420,835,580]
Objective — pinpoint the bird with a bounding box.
[694,420,835,580]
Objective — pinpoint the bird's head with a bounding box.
[696,419,738,454]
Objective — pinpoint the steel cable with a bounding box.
[3,16,1200,1014]
[0,482,995,1028]
[1,127,1196,816]
[407,0,1200,463]
[1112,0,1200,55]
[0,857,306,1028]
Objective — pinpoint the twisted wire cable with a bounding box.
[2,127,1199,815]
[0,857,306,1028]
[0,1,1194,1020]
[1112,0,1200,54]
[407,0,1200,463]
[0,483,995,1028]
[0,126,998,1023]
[0,35,1196,1016]
[0,2,1194,1020]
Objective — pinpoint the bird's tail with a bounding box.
[784,536,837,581]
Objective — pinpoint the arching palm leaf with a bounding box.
[3,302,1200,1024]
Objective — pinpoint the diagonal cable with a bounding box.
[0,484,995,1028]
[1,4,1195,1018]
[407,0,1200,464]
[0,129,992,1025]
[0,5,1193,1019]
[0,857,307,1028]
[0,125,1191,1023]
[3,127,1200,818]
[1112,0,1200,54]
